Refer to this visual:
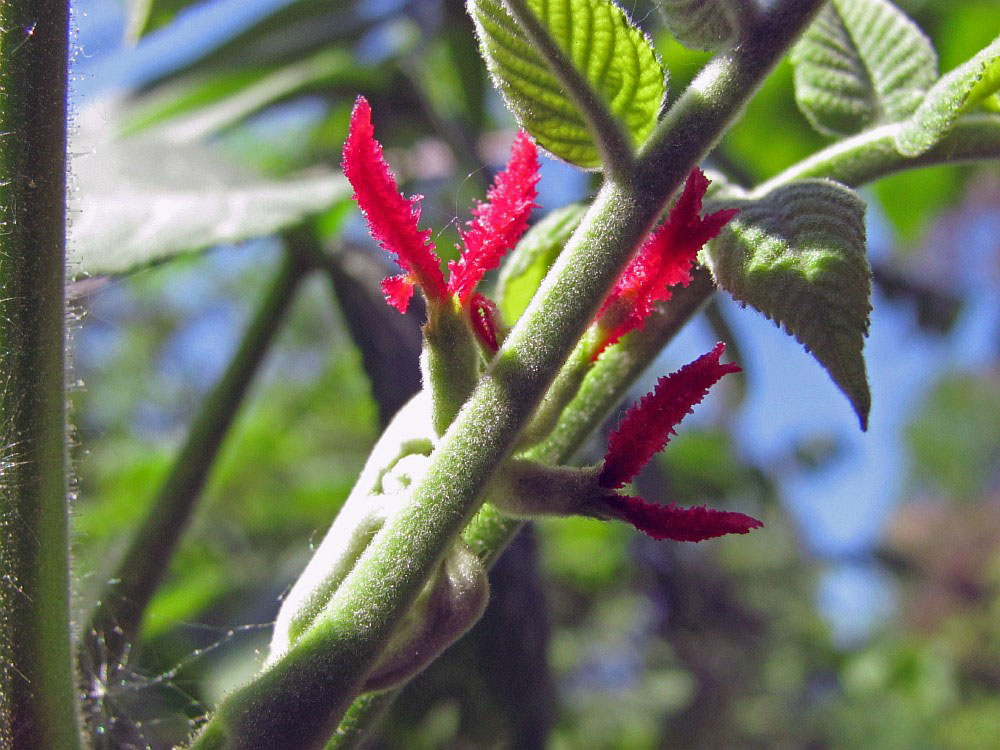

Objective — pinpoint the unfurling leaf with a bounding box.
[468,0,667,168]
[496,203,586,324]
[790,0,937,137]
[703,180,873,429]
[342,97,448,311]
[657,0,739,51]
[602,495,762,542]
[895,35,1000,157]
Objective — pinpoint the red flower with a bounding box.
[594,169,737,357]
[343,97,539,326]
[448,131,539,304]
[597,342,760,542]
[602,494,762,542]
[342,96,447,312]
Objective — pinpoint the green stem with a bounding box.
[753,113,1000,196]
[80,235,311,702]
[0,3,80,748]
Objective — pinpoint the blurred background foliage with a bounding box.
[70,0,1000,747]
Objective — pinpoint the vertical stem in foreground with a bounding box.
[0,3,81,749]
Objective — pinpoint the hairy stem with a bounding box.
[753,113,1000,196]
[0,3,80,748]
[81,234,311,707]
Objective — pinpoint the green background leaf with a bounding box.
[468,0,667,168]
[496,203,586,324]
[657,0,738,51]
[69,107,348,276]
[703,180,873,428]
[790,0,937,136]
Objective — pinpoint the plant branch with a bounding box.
[753,113,1000,196]
[0,2,80,748]
[322,45,1000,750]
[186,5,830,747]
[80,232,311,706]
[500,0,636,179]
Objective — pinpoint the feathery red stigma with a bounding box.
[470,293,502,353]
[595,169,737,356]
[599,342,740,490]
[602,494,763,542]
[448,131,540,303]
[342,96,447,312]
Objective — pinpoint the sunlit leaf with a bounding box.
[70,107,349,276]
[790,0,937,136]
[468,0,667,168]
[703,180,872,428]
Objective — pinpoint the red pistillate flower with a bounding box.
[599,342,740,490]
[448,131,540,303]
[594,342,759,542]
[470,293,502,353]
[342,96,447,312]
[602,494,763,542]
[594,169,737,356]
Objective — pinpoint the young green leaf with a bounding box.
[790,0,937,137]
[657,0,740,51]
[894,35,1000,157]
[496,203,586,323]
[468,0,667,168]
[703,180,873,429]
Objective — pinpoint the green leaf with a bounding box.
[790,0,937,137]
[468,0,667,168]
[69,108,349,276]
[657,0,739,51]
[496,203,586,324]
[703,180,873,429]
[124,49,367,141]
[894,35,1000,157]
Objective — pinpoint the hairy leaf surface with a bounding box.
[790,0,937,136]
[703,180,873,428]
[657,0,739,51]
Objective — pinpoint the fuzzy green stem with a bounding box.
[0,3,80,748]
[422,301,481,437]
[753,113,1000,196]
[81,235,311,704]
[500,0,635,180]
[187,5,827,747]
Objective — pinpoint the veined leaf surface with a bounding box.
[703,180,873,428]
[469,0,667,168]
[791,0,937,136]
